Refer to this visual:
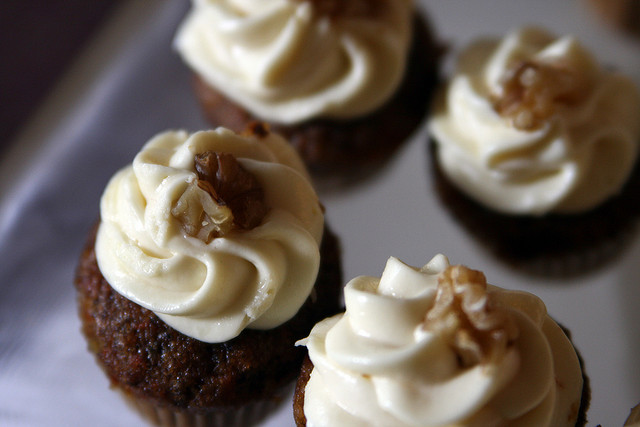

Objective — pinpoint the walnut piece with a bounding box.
[172,183,234,243]
[172,152,269,243]
[493,60,588,130]
[195,151,269,231]
[423,265,518,368]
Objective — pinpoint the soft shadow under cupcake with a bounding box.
[429,140,640,278]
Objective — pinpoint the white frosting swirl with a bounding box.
[429,27,640,215]
[95,128,324,342]
[299,255,584,426]
[174,0,412,124]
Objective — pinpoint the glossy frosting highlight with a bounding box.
[174,0,412,124]
[299,255,584,426]
[430,27,640,215]
[95,128,324,342]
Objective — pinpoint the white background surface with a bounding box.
[1,0,639,425]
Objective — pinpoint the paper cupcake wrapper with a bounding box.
[120,389,281,427]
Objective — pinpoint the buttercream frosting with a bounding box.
[429,26,640,215]
[174,0,412,124]
[95,127,324,342]
[299,255,584,426]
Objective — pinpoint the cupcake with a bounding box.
[74,124,343,426]
[294,255,590,426]
[626,403,640,426]
[428,26,640,276]
[173,0,441,180]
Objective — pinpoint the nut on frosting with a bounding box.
[423,265,518,368]
[173,0,413,124]
[429,26,640,215]
[299,255,584,426]
[95,127,324,342]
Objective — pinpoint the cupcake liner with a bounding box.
[428,140,640,278]
[120,389,283,427]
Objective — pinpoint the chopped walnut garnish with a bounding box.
[195,151,269,230]
[172,182,234,243]
[293,0,384,20]
[172,151,269,243]
[493,60,589,130]
[423,265,518,368]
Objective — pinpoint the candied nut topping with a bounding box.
[293,0,385,20]
[195,151,269,231]
[423,265,518,367]
[493,60,588,130]
[172,151,269,243]
[172,182,234,243]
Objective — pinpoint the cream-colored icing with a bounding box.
[299,255,583,426]
[95,128,324,342]
[174,0,412,124]
[430,26,640,215]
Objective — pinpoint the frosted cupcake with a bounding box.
[294,255,590,426]
[174,0,441,180]
[428,26,640,275]
[75,124,342,426]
